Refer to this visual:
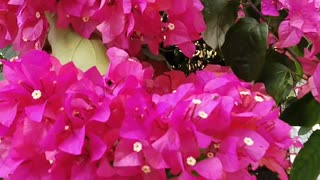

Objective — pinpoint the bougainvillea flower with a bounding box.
[95,1,127,43]
[309,63,320,103]
[261,0,285,16]
[11,0,55,53]
[274,20,303,48]
[0,2,18,48]
[0,48,294,179]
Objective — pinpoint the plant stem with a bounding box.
[246,0,267,22]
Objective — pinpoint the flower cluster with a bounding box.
[0,0,205,57]
[262,0,320,102]
[0,49,293,179]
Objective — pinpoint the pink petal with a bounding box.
[261,0,280,16]
[177,41,196,58]
[24,102,47,122]
[152,128,181,152]
[193,157,223,180]
[275,20,303,48]
[309,63,320,103]
[59,126,85,155]
[0,101,17,127]
[113,139,143,167]
[88,134,107,161]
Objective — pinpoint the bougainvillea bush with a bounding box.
[0,0,319,179]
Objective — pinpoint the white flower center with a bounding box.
[243,137,254,146]
[198,111,208,119]
[186,156,196,166]
[141,165,151,174]
[254,95,264,102]
[32,90,42,100]
[82,16,89,22]
[192,99,202,105]
[239,91,250,95]
[133,142,142,152]
[35,12,41,18]
[207,152,214,158]
[168,23,175,30]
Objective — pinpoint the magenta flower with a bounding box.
[0,48,294,179]
[11,0,55,53]
[56,0,107,38]
[0,1,18,48]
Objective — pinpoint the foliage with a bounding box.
[290,130,320,180]
[221,17,268,81]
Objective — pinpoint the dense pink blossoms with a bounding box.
[0,0,205,57]
[0,49,293,179]
[262,0,320,102]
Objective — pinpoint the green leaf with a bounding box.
[290,130,320,180]
[260,63,292,104]
[298,127,312,135]
[0,46,17,60]
[280,93,320,127]
[47,14,109,74]
[221,17,268,81]
[258,50,296,104]
[201,0,239,50]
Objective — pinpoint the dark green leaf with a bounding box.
[298,127,312,135]
[290,130,320,180]
[0,73,3,81]
[221,17,268,81]
[280,93,320,127]
[260,63,292,104]
[258,50,296,104]
[201,0,239,49]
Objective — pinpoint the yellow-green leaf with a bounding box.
[47,14,109,74]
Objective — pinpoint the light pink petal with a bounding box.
[22,20,44,41]
[144,146,168,169]
[217,136,240,172]
[120,118,147,140]
[309,63,320,103]
[59,126,85,155]
[25,102,47,122]
[275,20,303,48]
[152,128,181,152]
[0,101,17,127]
[89,134,107,161]
[261,0,280,16]
[91,100,110,122]
[0,158,23,178]
[193,157,223,180]
[177,41,196,58]
[113,139,143,167]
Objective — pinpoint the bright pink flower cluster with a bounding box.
[0,0,55,53]
[1,0,205,57]
[262,0,320,56]
[262,0,320,102]
[0,49,293,179]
